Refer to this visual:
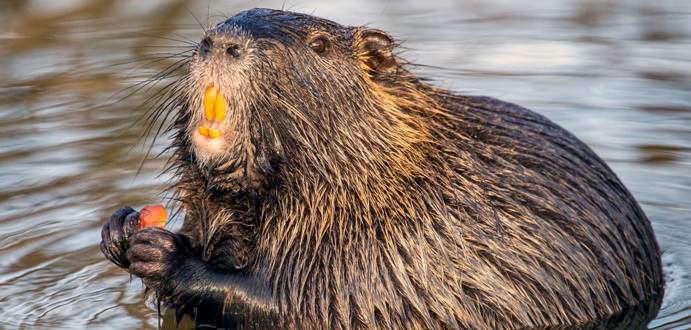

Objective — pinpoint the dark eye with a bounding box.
[309,37,327,53]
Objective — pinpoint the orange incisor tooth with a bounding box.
[203,86,217,121]
[198,126,210,137]
[214,90,227,122]
[208,129,220,139]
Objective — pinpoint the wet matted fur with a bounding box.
[101,8,663,329]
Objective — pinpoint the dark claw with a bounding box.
[100,206,139,269]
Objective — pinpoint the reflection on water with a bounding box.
[0,0,689,328]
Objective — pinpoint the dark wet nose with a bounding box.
[199,36,244,60]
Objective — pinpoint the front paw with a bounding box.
[127,227,186,293]
[100,206,139,269]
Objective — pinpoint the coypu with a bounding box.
[100,8,664,329]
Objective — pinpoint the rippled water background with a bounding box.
[0,0,689,329]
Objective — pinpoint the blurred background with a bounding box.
[0,0,689,328]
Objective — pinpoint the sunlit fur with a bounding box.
[144,8,662,329]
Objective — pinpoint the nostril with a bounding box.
[226,44,242,58]
[199,38,243,60]
[200,38,212,59]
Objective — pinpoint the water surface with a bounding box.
[0,0,689,329]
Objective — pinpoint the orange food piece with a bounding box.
[137,204,168,231]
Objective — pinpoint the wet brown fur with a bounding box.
[134,8,662,329]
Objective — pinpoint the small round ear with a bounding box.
[355,28,398,76]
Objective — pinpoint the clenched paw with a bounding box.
[127,227,185,292]
[100,206,139,269]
